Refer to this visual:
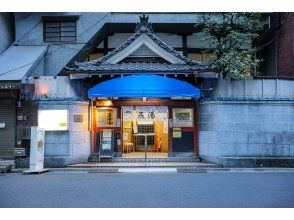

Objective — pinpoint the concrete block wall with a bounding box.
[198,102,294,167]
[39,101,91,167]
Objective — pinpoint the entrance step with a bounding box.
[89,154,201,163]
[113,157,201,163]
[0,160,14,172]
[67,161,220,169]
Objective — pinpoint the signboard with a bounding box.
[173,129,182,138]
[99,130,114,162]
[38,110,68,131]
[172,108,194,127]
[29,127,45,171]
[0,82,22,89]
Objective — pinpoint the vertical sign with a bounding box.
[29,126,46,171]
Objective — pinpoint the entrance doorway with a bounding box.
[121,106,169,158]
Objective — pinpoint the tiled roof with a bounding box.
[66,14,213,73]
[69,62,211,72]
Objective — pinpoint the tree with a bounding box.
[195,13,264,80]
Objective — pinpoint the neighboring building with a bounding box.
[258,12,294,77]
[0,12,293,167]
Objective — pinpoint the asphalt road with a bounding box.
[0,172,294,208]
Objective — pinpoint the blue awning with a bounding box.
[88,74,200,99]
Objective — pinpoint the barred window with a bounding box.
[44,21,76,42]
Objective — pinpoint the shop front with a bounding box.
[65,15,212,161]
[88,74,200,159]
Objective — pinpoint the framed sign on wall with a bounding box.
[38,110,69,131]
[172,108,194,127]
[97,108,117,127]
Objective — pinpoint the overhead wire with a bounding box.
[258,12,290,49]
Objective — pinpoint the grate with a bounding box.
[137,124,154,134]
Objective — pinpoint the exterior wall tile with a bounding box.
[84,131,91,143]
[275,114,294,122]
[209,123,217,131]
[220,144,236,156]
[249,132,282,144]
[232,113,248,123]
[219,104,234,113]
[261,123,288,132]
[235,144,249,156]
[58,132,70,144]
[199,131,219,144]
[70,131,85,144]
[288,105,294,113]
[199,105,209,113]
[248,104,262,113]
[199,143,209,156]
[263,105,289,114]
[248,114,273,123]
[199,113,217,123]
[289,123,294,131]
[45,143,70,156]
[219,131,248,144]
[71,143,91,157]
[290,145,294,156]
[235,123,261,131]
[199,122,209,131]
[45,132,59,144]
[220,113,235,123]
[234,104,247,113]
[217,123,235,131]
[247,144,263,156]
[199,102,294,162]
[209,105,218,113]
[208,144,221,157]
[262,144,290,157]
[285,132,294,144]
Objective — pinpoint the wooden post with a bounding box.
[193,99,199,155]
[168,105,173,155]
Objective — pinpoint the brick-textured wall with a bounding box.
[277,13,294,77]
[198,102,294,164]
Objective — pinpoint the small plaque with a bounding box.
[102,143,111,150]
[173,130,182,138]
[14,148,26,157]
[74,115,83,122]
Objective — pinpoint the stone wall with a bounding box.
[39,101,91,167]
[198,102,294,167]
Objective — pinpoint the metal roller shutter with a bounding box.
[0,98,16,159]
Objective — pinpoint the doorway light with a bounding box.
[104,100,113,106]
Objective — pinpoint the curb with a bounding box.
[9,167,294,174]
[177,167,294,173]
[118,168,177,173]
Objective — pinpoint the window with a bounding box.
[97,108,117,127]
[44,21,76,42]
[188,53,215,62]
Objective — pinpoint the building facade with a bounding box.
[0,12,293,167]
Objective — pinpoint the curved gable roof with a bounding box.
[67,14,212,73]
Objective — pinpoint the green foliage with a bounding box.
[196,13,264,80]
